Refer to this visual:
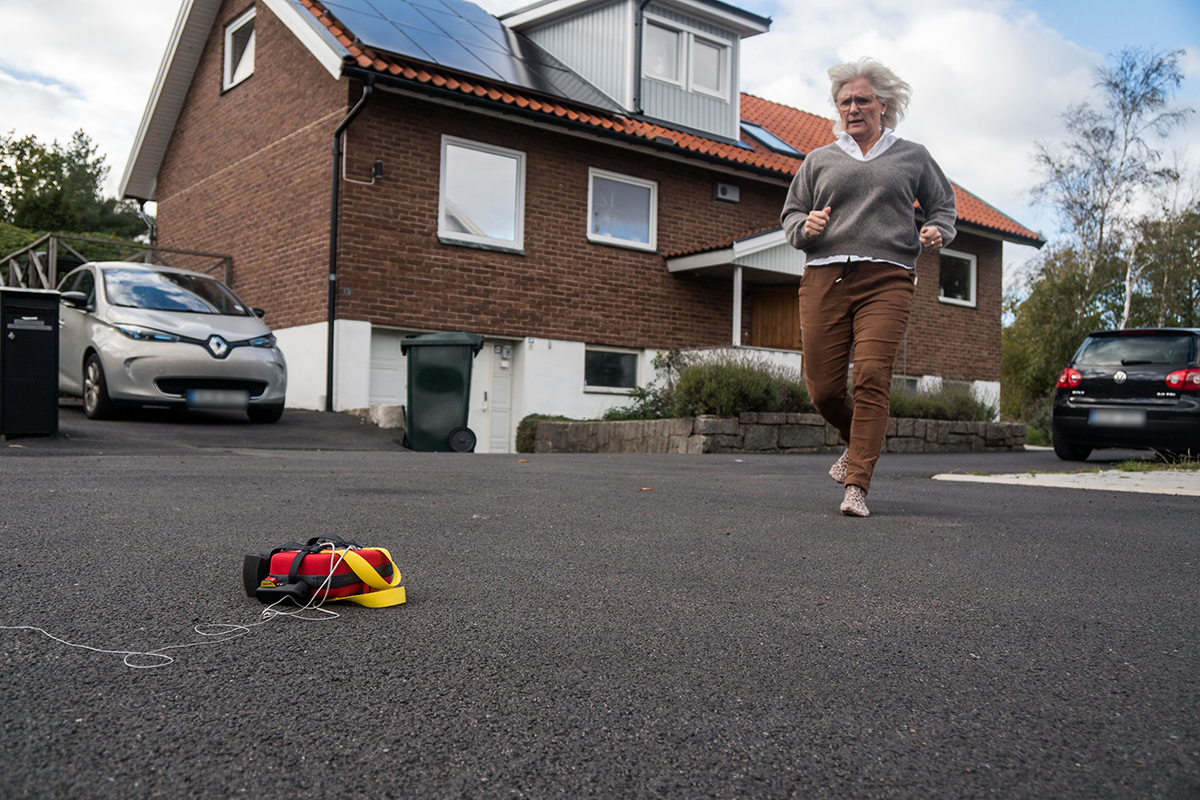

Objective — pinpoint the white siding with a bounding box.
[525,0,631,108]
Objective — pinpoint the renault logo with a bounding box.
[206,335,230,358]
[1113,370,1127,384]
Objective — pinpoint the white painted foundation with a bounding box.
[271,319,1003,447]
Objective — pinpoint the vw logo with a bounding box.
[1113,370,1127,384]
[206,335,230,358]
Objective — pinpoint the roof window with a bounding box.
[740,120,801,156]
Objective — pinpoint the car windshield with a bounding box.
[1074,334,1194,366]
[103,268,250,316]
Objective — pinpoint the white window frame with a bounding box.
[642,14,731,101]
[642,21,684,88]
[587,168,658,252]
[438,135,526,253]
[688,33,728,99]
[583,345,641,394]
[937,248,977,308]
[223,7,256,91]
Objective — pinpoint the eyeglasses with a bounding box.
[837,94,878,110]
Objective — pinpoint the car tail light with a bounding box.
[1056,368,1082,388]
[1166,369,1200,390]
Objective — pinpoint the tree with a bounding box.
[1131,199,1200,328]
[1031,47,1191,326]
[1001,246,1107,420]
[0,129,147,239]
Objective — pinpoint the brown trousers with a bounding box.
[799,262,915,493]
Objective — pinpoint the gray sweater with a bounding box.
[780,138,957,268]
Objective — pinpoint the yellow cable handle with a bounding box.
[339,548,406,607]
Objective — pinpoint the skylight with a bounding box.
[740,120,801,156]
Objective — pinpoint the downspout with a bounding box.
[632,0,654,114]
[325,78,374,412]
[136,200,156,264]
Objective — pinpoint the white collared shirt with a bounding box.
[833,127,898,161]
[807,128,912,269]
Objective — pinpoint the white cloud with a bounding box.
[0,0,178,197]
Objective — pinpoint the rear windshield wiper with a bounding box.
[1120,359,1153,365]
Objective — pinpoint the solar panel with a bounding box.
[321,0,622,111]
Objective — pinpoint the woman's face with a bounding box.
[836,76,886,144]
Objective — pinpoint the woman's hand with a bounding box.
[919,226,943,251]
[804,206,832,239]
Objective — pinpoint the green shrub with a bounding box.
[515,414,582,453]
[670,352,814,417]
[888,382,996,422]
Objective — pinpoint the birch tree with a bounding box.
[1031,47,1191,323]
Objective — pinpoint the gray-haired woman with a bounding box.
[781,58,957,517]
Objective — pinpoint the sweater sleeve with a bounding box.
[780,160,815,251]
[917,148,957,248]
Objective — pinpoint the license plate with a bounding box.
[1088,409,1146,427]
[187,389,249,409]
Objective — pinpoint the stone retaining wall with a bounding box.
[534,413,1025,454]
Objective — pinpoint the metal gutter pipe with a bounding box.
[325,78,374,413]
[632,0,654,115]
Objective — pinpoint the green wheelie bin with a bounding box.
[400,332,486,452]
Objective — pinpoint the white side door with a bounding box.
[487,342,514,453]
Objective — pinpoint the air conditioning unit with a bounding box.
[714,182,740,203]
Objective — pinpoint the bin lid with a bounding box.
[401,331,486,355]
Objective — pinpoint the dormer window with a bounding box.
[223,7,256,90]
[642,16,730,101]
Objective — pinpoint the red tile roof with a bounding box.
[300,0,1043,247]
[664,224,782,259]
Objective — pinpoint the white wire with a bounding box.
[1,542,358,669]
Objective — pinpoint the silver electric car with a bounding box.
[57,262,287,422]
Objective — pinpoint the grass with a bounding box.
[1113,455,1200,473]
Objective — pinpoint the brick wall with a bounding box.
[154,0,348,330]
[903,231,1003,382]
[334,93,790,351]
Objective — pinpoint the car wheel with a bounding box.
[247,404,284,424]
[83,354,117,420]
[1052,430,1092,461]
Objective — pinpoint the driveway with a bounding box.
[2,406,1196,799]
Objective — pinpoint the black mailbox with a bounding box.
[0,287,60,438]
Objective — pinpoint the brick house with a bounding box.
[121,0,1043,452]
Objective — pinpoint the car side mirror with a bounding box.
[252,308,266,319]
[61,291,89,309]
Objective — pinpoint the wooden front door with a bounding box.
[750,285,801,351]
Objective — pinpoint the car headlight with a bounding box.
[114,324,180,342]
[249,334,277,348]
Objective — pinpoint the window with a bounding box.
[439,136,526,252]
[938,249,976,307]
[642,17,730,100]
[585,347,639,391]
[690,37,724,97]
[644,23,682,84]
[588,168,657,251]
[223,7,256,90]
[740,120,802,156]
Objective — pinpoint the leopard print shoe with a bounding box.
[840,484,870,517]
[829,450,849,484]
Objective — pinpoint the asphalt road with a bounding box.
[1,405,1196,799]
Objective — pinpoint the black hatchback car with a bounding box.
[1051,328,1200,460]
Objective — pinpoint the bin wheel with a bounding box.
[447,426,476,453]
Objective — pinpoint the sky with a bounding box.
[1,0,1198,288]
